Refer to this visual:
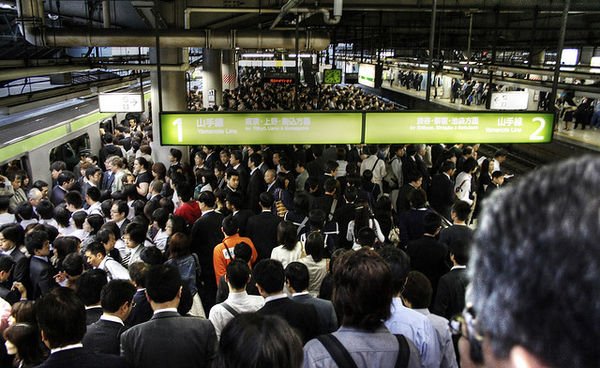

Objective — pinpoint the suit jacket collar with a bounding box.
[150,311,181,320]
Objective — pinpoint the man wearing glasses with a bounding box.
[456,156,600,368]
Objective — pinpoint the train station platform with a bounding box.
[381,82,600,153]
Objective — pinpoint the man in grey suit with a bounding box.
[120,264,217,368]
[285,261,338,334]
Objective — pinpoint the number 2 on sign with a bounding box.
[529,117,546,141]
[173,118,183,143]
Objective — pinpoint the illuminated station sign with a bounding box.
[161,111,554,145]
[160,112,363,145]
[364,112,554,144]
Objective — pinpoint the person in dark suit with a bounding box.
[246,193,281,261]
[0,224,28,284]
[254,259,319,344]
[50,171,75,206]
[428,161,456,221]
[190,192,224,313]
[432,239,470,320]
[83,279,136,355]
[230,150,249,195]
[25,229,57,300]
[333,187,358,250]
[245,153,266,213]
[76,269,108,325]
[124,262,153,327]
[395,171,423,215]
[312,178,338,220]
[438,200,473,248]
[227,192,253,237]
[406,213,450,305]
[0,256,27,304]
[285,262,338,334]
[35,287,127,368]
[120,264,217,368]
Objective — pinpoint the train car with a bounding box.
[0,88,150,185]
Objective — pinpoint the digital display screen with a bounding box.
[323,69,342,84]
[161,112,363,145]
[364,112,554,143]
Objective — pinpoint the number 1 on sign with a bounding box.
[173,118,183,143]
[529,117,546,141]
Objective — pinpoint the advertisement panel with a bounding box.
[358,64,376,88]
[490,91,529,110]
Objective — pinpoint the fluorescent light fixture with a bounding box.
[561,49,578,65]
[241,53,275,58]
[289,53,313,58]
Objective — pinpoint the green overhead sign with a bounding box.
[364,112,554,143]
[160,112,363,145]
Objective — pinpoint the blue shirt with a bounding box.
[384,298,442,368]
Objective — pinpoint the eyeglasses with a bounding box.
[449,305,484,364]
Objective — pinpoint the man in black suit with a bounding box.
[438,200,473,248]
[125,262,153,327]
[25,229,57,299]
[245,153,266,213]
[0,256,27,304]
[406,213,450,305]
[36,288,127,368]
[83,279,136,355]
[432,239,469,320]
[190,192,224,313]
[120,264,217,368]
[285,262,338,334]
[396,171,423,215]
[227,192,253,237]
[246,193,281,261]
[333,187,358,250]
[77,269,108,325]
[0,224,28,284]
[230,150,249,195]
[312,178,338,221]
[254,259,320,344]
[428,160,456,221]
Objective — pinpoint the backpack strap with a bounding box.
[221,302,239,318]
[317,334,358,368]
[394,334,410,368]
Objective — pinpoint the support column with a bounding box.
[150,47,187,165]
[221,49,238,92]
[203,48,223,109]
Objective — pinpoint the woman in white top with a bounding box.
[346,203,385,249]
[454,157,479,206]
[151,208,169,253]
[299,231,329,297]
[271,221,304,269]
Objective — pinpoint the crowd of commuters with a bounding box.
[188,69,399,112]
[0,75,593,368]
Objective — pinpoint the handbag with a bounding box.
[388,216,400,245]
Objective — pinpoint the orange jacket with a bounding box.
[212,234,257,285]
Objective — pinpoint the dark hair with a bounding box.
[1,224,23,245]
[168,233,191,259]
[222,215,239,236]
[198,191,216,207]
[11,301,36,324]
[113,200,129,217]
[71,210,87,229]
[226,260,251,290]
[100,279,136,313]
[56,171,75,186]
[124,222,146,245]
[86,241,107,258]
[452,200,471,222]
[218,313,303,368]
[76,269,108,305]
[226,191,243,210]
[253,259,285,294]
[285,262,309,292]
[323,178,337,193]
[36,200,54,220]
[86,214,104,234]
[402,271,432,309]
[16,202,35,221]
[170,148,182,162]
[305,231,325,263]
[145,264,182,303]
[234,242,252,263]
[62,253,85,277]
[248,153,262,168]
[64,191,83,209]
[140,246,163,265]
[333,248,392,331]
[128,261,149,287]
[53,236,80,261]
[36,288,86,348]
[423,212,441,234]
[24,229,48,255]
[462,157,478,173]
[449,239,470,265]
[3,323,46,365]
[259,192,274,208]
[176,181,193,203]
[53,204,71,228]
[440,160,456,173]
[377,246,411,295]
[408,188,427,208]
[152,208,169,230]
[277,221,297,251]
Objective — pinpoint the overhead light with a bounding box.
[241,53,274,58]
[289,53,313,58]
